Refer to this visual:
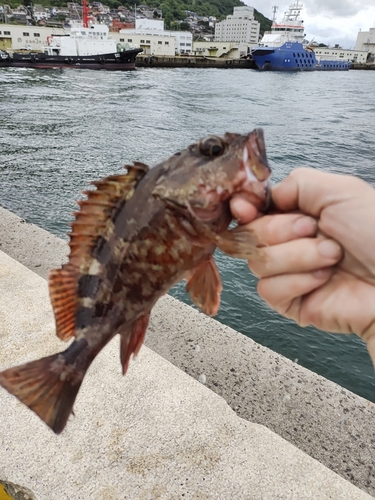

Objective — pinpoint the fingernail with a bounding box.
[318,239,342,259]
[293,216,317,237]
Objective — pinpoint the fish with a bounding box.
[0,128,271,434]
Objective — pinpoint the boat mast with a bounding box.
[271,6,278,24]
[82,0,88,28]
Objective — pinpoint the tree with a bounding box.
[179,21,190,30]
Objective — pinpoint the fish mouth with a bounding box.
[240,129,272,212]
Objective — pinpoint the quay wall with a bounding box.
[0,206,375,496]
[352,63,375,70]
[136,54,255,69]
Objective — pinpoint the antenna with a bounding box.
[271,6,278,23]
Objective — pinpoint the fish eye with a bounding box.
[199,136,226,158]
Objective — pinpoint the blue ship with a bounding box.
[251,2,351,72]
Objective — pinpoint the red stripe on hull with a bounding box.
[2,62,136,71]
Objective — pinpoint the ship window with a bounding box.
[23,32,29,36]
[34,33,40,37]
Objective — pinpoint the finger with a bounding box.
[257,268,333,317]
[272,167,372,215]
[245,213,317,247]
[250,238,342,278]
[230,195,259,224]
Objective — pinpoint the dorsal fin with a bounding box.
[49,164,149,341]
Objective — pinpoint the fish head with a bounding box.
[152,128,271,222]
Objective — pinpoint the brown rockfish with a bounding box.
[0,129,271,434]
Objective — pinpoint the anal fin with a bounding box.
[120,313,150,375]
[186,256,222,316]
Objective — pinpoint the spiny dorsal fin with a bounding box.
[49,164,149,341]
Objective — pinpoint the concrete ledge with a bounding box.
[0,250,373,499]
[1,207,375,496]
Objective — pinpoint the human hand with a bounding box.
[230,168,375,367]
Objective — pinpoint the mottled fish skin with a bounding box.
[0,129,271,434]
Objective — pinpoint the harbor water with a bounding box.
[0,67,374,402]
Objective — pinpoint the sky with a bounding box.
[246,0,375,49]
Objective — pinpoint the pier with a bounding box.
[0,207,375,499]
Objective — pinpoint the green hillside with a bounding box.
[1,0,272,34]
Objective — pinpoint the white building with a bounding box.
[214,6,260,45]
[0,24,65,50]
[355,27,375,55]
[193,41,250,59]
[111,31,175,56]
[313,47,371,64]
[119,19,192,55]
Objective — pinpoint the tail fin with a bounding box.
[0,352,87,434]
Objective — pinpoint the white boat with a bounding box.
[251,2,351,71]
[0,0,142,71]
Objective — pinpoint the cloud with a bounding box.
[305,0,370,17]
[246,0,375,48]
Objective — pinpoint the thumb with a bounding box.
[271,167,371,217]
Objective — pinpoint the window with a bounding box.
[140,39,145,43]
[158,41,162,44]
[186,43,191,46]
[23,32,30,36]
[165,41,169,45]
[120,38,124,42]
[34,33,40,37]
[180,43,185,46]
[146,40,150,43]
[127,39,132,42]
[4,31,10,35]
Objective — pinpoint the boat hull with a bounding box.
[0,49,143,71]
[251,42,351,72]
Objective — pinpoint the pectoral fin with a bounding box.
[213,225,263,259]
[189,216,264,260]
[186,256,222,316]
